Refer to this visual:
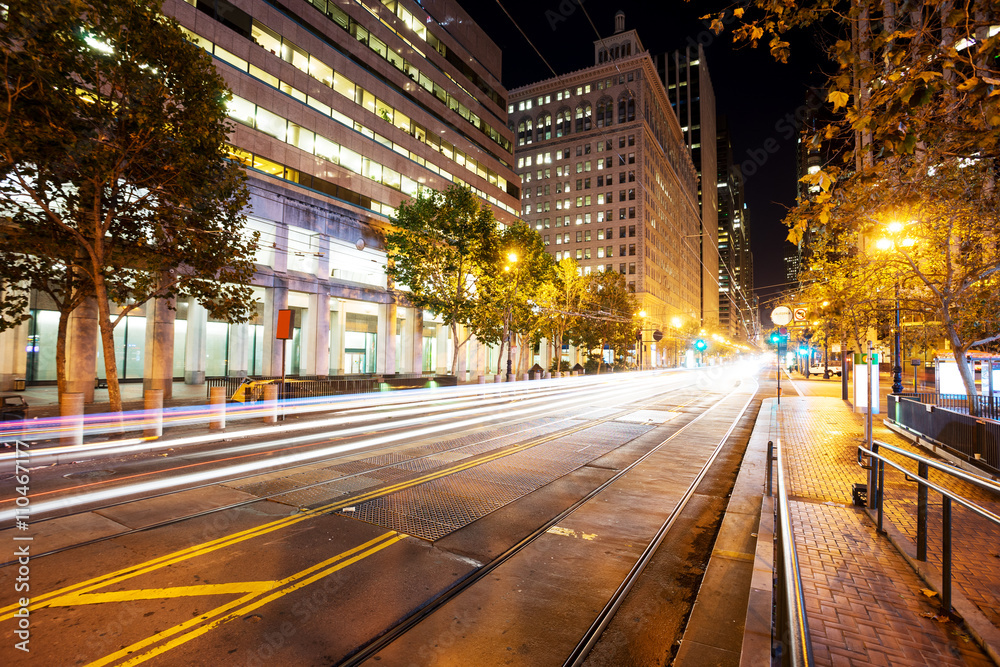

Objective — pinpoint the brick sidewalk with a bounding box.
[774,396,996,666]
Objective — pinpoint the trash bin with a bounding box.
[13,378,25,391]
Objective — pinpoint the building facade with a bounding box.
[0,0,522,396]
[507,12,702,366]
[716,117,756,342]
[658,44,720,332]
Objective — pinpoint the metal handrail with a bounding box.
[775,437,815,667]
[858,438,1000,614]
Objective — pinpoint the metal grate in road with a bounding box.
[337,421,653,540]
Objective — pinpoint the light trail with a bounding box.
[0,372,693,523]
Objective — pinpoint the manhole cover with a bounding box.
[64,470,116,479]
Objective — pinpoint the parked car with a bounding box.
[808,364,842,377]
[0,394,28,421]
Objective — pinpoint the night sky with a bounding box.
[456,0,828,315]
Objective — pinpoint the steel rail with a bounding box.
[0,378,707,567]
[336,377,757,667]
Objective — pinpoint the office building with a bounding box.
[507,12,703,366]
[1,0,521,395]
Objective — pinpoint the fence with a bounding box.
[205,373,455,402]
[897,392,1000,420]
[858,439,1000,616]
[888,395,1000,474]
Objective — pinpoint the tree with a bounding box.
[721,0,1000,410]
[385,184,500,375]
[1,0,257,411]
[576,271,636,372]
[472,220,554,375]
[534,258,588,371]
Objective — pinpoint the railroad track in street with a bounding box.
[0,364,763,666]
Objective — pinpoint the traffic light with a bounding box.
[769,332,780,345]
[694,338,707,351]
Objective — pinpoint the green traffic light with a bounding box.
[769,332,780,344]
[694,338,707,351]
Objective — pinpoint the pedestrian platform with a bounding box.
[763,388,999,665]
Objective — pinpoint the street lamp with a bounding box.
[504,252,519,382]
[877,223,916,395]
[636,309,647,370]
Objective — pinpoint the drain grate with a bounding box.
[338,421,654,540]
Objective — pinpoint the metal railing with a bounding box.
[769,435,815,667]
[897,392,1000,420]
[889,395,1000,473]
[858,439,1000,615]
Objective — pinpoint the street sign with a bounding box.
[652,330,663,342]
[792,307,807,322]
[779,326,787,335]
[770,306,792,326]
[831,343,842,353]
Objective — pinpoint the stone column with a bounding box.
[540,337,552,372]
[455,324,467,379]
[66,296,98,402]
[330,303,345,375]
[143,292,176,398]
[411,310,424,373]
[228,323,250,378]
[183,297,207,384]
[262,284,288,376]
[377,301,397,375]
[303,292,330,376]
[435,323,449,374]
[397,308,411,373]
[0,307,28,392]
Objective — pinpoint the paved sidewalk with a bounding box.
[771,395,997,666]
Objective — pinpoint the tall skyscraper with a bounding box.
[717,117,756,342]
[508,11,703,365]
[658,45,720,330]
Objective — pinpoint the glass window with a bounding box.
[252,22,282,56]
[286,123,315,153]
[309,56,333,86]
[281,39,309,73]
[333,71,356,99]
[226,95,256,127]
[254,106,285,140]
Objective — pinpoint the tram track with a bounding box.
[0,374,710,567]
[338,375,759,666]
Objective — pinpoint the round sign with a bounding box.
[770,306,792,326]
[793,307,808,322]
[652,330,663,342]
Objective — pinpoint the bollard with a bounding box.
[209,386,226,431]
[533,371,540,381]
[263,383,278,424]
[544,371,551,379]
[144,389,163,439]
[507,373,515,383]
[60,392,84,448]
[478,374,486,384]
[494,374,502,384]
[522,373,529,382]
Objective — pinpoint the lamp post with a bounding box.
[504,252,519,382]
[876,223,914,395]
[635,309,647,370]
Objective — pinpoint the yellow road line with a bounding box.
[87,531,407,667]
[49,581,279,606]
[4,393,701,622]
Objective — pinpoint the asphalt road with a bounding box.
[0,363,767,666]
